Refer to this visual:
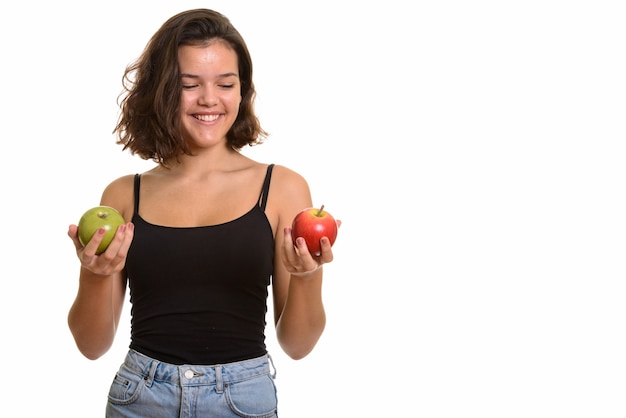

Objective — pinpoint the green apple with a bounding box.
[78,206,125,254]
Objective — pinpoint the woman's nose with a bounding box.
[198,86,218,105]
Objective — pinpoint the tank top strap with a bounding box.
[258,164,275,211]
[133,174,141,214]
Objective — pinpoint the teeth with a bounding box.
[194,114,219,122]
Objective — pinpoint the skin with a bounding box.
[67,40,339,361]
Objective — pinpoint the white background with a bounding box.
[1,1,624,416]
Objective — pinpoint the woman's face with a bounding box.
[178,41,242,150]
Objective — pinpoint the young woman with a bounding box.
[67,9,338,417]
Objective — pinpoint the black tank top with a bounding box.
[126,164,275,365]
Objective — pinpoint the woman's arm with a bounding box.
[67,176,135,360]
[67,266,128,360]
[270,166,337,360]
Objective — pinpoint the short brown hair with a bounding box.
[114,9,267,165]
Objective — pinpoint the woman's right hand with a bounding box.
[67,223,134,276]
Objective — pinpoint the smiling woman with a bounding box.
[65,8,340,418]
[178,42,243,151]
[113,10,266,166]
[6,1,621,417]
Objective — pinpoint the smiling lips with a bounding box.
[193,114,220,122]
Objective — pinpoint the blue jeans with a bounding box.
[106,350,278,417]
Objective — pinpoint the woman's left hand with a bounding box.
[282,220,341,277]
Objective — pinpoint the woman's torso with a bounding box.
[125,163,275,365]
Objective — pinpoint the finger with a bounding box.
[318,236,335,263]
[99,223,129,255]
[293,236,323,271]
[81,227,107,257]
[84,223,134,275]
[282,227,300,266]
[113,222,134,263]
[282,227,320,274]
[67,224,83,249]
[98,222,133,262]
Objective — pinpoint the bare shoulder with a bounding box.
[269,164,311,199]
[267,165,313,228]
[100,174,137,221]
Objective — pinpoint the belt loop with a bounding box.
[144,359,158,388]
[267,354,277,379]
[215,365,224,393]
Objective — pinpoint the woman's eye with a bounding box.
[219,84,235,89]
[182,84,198,90]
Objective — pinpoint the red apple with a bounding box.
[78,206,125,255]
[291,205,338,256]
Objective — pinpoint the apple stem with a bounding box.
[316,205,325,217]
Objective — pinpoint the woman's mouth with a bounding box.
[193,114,220,122]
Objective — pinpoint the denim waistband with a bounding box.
[123,349,275,390]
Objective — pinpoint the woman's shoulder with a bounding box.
[102,174,137,195]
[269,163,307,184]
[100,174,138,221]
[265,164,313,223]
[269,164,311,196]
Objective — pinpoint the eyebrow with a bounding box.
[180,72,239,79]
